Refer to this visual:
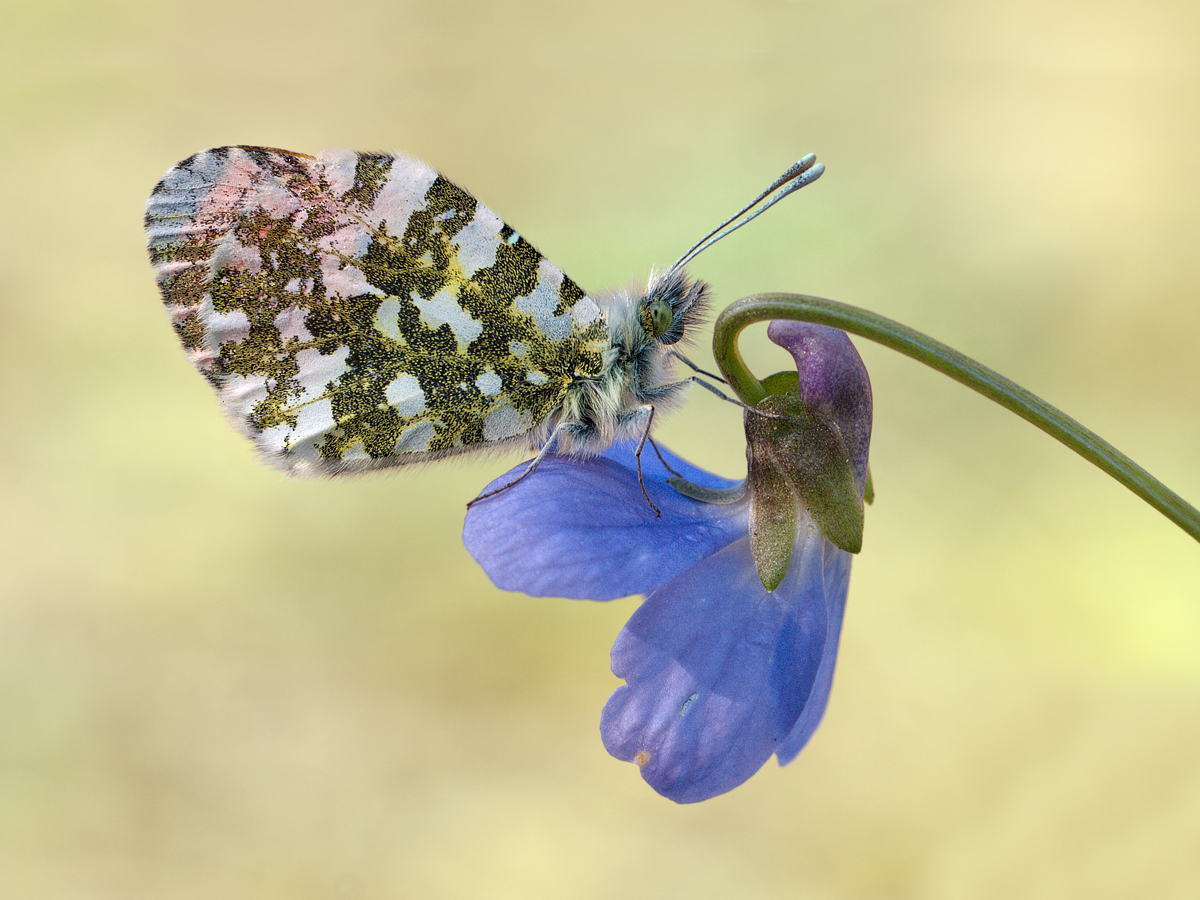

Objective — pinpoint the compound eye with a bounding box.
[641,297,673,339]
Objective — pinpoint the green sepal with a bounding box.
[745,419,798,591]
[759,370,799,396]
[745,393,865,590]
[668,478,748,505]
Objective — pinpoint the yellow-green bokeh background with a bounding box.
[3,0,1199,896]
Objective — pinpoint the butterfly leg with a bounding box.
[615,405,663,518]
[669,349,727,384]
[666,375,786,421]
[465,423,569,508]
[647,435,683,478]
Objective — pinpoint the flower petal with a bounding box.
[766,321,873,491]
[600,529,836,803]
[463,441,746,601]
[597,440,741,491]
[776,544,852,764]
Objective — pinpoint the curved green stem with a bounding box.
[713,293,1200,544]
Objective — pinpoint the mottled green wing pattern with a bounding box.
[145,146,608,474]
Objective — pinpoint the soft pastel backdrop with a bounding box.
[2,0,1198,897]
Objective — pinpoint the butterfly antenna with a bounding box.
[663,154,825,277]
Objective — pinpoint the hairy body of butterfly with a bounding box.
[145,146,709,477]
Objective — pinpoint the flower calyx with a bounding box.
[738,321,873,591]
[745,383,864,590]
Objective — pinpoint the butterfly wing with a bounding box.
[145,146,607,475]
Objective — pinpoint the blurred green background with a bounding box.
[3,0,1199,896]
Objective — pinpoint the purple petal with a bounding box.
[600,530,835,803]
[767,321,873,490]
[775,544,852,764]
[463,442,746,601]
[597,440,742,491]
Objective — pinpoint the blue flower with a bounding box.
[463,322,871,803]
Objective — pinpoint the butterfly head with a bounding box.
[639,267,710,346]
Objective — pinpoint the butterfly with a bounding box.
[144,146,822,506]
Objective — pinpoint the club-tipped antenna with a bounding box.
[663,154,825,277]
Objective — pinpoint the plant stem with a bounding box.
[713,293,1200,543]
